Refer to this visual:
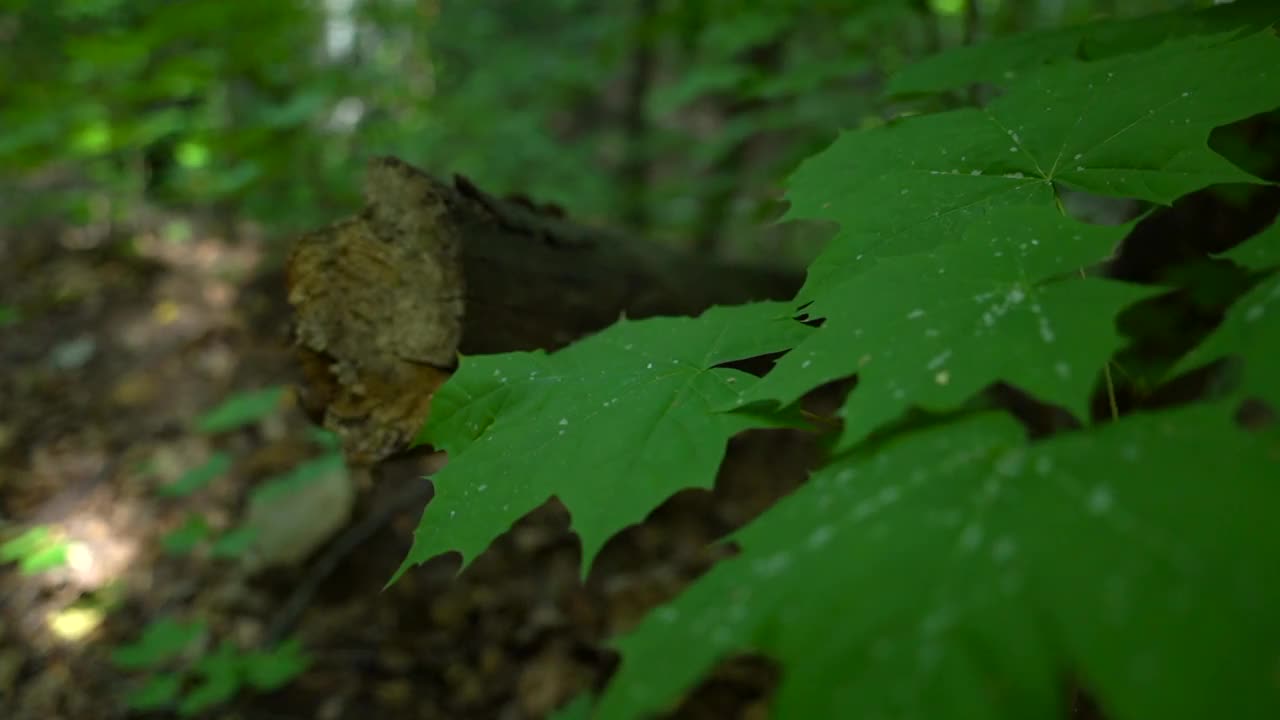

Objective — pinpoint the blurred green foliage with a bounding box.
[110,616,208,670]
[112,614,309,715]
[159,451,233,497]
[0,305,21,326]
[1,0,1199,257]
[2,0,417,231]
[0,523,71,574]
[194,385,287,433]
[161,513,212,555]
[248,452,345,505]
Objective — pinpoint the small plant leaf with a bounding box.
[125,672,183,712]
[306,426,342,449]
[161,514,212,556]
[111,617,207,670]
[0,304,20,327]
[159,452,233,497]
[19,542,70,574]
[248,453,346,506]
[1,525,71,574]
[1,525,54,561]
[211,526,258,559]
[179,641,242,716]
[195,386,287,433]
[242,638,310,691]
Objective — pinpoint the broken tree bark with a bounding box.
[286,156,801,465]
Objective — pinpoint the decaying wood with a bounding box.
[287,156,800,464]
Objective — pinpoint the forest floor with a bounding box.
[0,215,800,719]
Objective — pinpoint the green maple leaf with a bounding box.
[791,32,1280,303]
[1224,216,1280,271]
[743,207,1153,447]
[389,302,810,583]
[548,694,593,720]
[887,2,1280,96]
[597,405,1280,720]
[1173,220,1280,407]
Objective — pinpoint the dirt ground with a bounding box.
[0,214,812,719]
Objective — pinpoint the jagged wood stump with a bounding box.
[286,157,800,465]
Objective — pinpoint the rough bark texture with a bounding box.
[286,156,800,464]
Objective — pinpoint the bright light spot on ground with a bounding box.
[47,605,106,642]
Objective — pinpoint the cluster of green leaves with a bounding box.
[392,4,1280,719]
[157,385,286,557]
[0,0,437,230]
[119,385,335,713]
[112,617,309,716]
[159,509,257,559]
[403,0,1200,257]
[193,385,289,434]
[0,0,1028,256]
[3,0,1206,263]
[0,386,302,579]
[417,0,933,256]
[160,386,344,559]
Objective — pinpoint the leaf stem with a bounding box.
[800,409,841,430]
[1078,267,1121,421]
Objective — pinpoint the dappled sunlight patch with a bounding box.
[44,583,126,644]
[3,509,138,649]
[131,230,263,279]
[46,604,106,642]
[56,497,146,593]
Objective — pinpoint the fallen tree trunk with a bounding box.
[286,156,801,464]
